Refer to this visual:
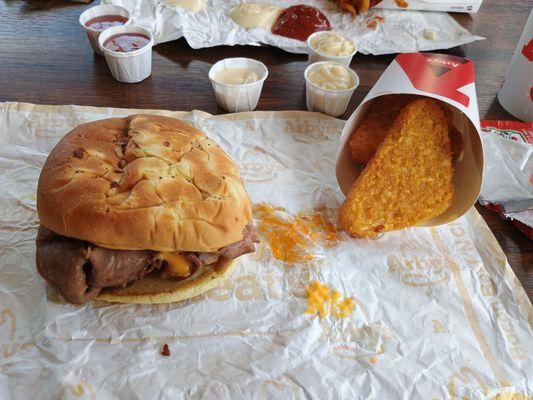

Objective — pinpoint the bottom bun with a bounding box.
[95,258,240,304]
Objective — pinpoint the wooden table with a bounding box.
[0,0,531,300]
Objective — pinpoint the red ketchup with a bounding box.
[271,5,331,42]
[85,15,128,30]
[103,33,150,53]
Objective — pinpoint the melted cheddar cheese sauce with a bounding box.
[164,0,205,12]
[157,252,191,277]
[253,203,339,264]
[305,281,355,318]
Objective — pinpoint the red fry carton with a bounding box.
[336,52,484,227]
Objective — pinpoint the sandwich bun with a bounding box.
[95,257,240,304]
[37,115,252,252]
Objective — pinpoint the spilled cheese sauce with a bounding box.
[253,203,338,264]
[229,3,284,29]
[305,281,355,318]
[157,252,191,277]
[164,0,205,12]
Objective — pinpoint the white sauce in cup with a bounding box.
[308,63,355,90]
[310,32,356,57]
[214,68,260,85]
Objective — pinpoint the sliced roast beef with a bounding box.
[36,221,261,304]
[197,252,220,265]
[185,253,205,270]
[36,227,160,304]
[85,246,160,288]
[36,227,101,304]
[246,222,261,243]
[188,221,261,266]
[215,222,261,259]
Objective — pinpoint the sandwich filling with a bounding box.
[36,222,260,304]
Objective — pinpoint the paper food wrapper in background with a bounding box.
[0,101,532,399]
[100,0,484,55]
[375,0,483,13]
[498,9,533,122]
[479,120,533,239]
[336,52,483,227]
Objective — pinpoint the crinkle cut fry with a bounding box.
[339,98,454,238]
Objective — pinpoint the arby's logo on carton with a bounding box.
[396,53,475,107]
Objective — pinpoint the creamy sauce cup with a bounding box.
[79,5,131,56]
[98,25,154,84]
[208,58,269,113]
[304,62,359,117]
[307,31,357,67]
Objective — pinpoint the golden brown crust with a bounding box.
[348,94,417,164]
[340,98,454,238]
[37,115,252,252]
[95,258,239,304]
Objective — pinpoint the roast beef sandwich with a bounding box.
[36,115,259,304]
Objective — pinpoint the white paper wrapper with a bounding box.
[0,102,531,399]
[100,0,484,55]
[478,121,533,236]
[479,133,533,205]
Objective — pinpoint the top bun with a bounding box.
[37,115,252,252]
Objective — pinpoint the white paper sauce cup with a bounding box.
[98,25,154,84]
[304,62,359,117]
[307,31,358,67]
[79,5,131,56]
[208,58,268,113]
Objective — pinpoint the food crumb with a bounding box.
[161,343,171,357]
[395,0,408,8]
[365,15,384,29]
[305,281,355,319]
[73,148,84,159]
[370,356,378,364]
[424,28,436,40]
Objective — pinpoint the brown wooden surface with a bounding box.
[0,0,531,300]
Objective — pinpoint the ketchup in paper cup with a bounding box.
[79,5,131,55]
[98,25,154,84]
